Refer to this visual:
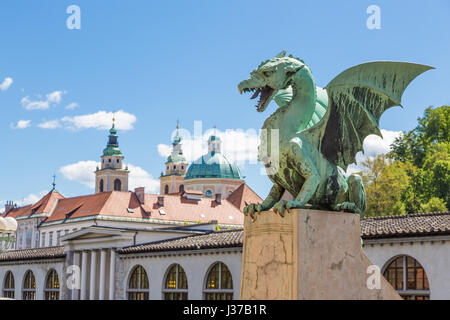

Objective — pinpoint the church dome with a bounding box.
[185,151,243,180]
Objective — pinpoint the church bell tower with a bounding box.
[160,123,187,194]
[95,119,129,193]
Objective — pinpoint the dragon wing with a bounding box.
[320,61,433,171]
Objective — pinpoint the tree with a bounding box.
[420,197,448,213]
[390,106,449,167]
[362,105,449,216]
[360,154,413,216]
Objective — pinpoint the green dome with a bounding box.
[185,152,243,180]
[103,146,122,156]
[167,153,186,163]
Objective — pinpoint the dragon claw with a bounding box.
[273,200,306,217]
[335,202,361,215]
[243,203,264,221]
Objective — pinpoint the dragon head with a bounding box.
[238,51,305,112]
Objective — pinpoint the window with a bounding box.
[41,232,46,247]
[114,179,122,191]
[383,255,430,300]
[205,189,213,198]
[164,185,169,195]
[35,232,39,248]
[57,231,61,245]
[49,232,53,246]
[99,179,104,192]
[22,270,36,300]
[25,229,32,248]
[3,271,14,299]
[44,269,60,300]
[179,184,184,193]
[204,262,233,300]
[163,264,188,300]
[127,265,149,300]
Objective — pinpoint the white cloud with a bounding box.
[61,110,137,131]
[65,102,79,110]
[38,120,62,129]
[11,120,31,129]
[59,160,159,192]
[21,90,66,110]
[0,77,13,91]
[157,144,172,158]
[0,190,48,213]
[346,129,402,175]
[157,128,259,166]
[59,160,99,188]
[46,90,65,103]
[127,164,160,192]
[21,96,49,110]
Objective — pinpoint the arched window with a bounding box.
[179,184,184,193]
[164,185,169,195]
[22,270,36,300]
[114,179,122,191]
[127,265,149,300]
[204,262,233,300]
[205,189,213,198]
[163,264,188,300]
[2,271,14,299]
[383,255,430,300]
[99,179,104,192]
[44,269,60,300]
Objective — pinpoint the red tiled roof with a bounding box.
[4,183,262,226]
[4,190,64,219]
[44,190,248,225]
[361,211,450,239]
[226,183,262,211]
[141,193,244,225]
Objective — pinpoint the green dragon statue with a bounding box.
[238,51,433,219]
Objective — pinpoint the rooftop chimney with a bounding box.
[135,187,145,205]
[215,193,222,204]
[157,196,164,207]
[4,201,15,215]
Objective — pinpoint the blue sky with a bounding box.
[0,0,449,206]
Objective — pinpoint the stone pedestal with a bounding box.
[240,209,401,300]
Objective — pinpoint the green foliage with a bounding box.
[364,106,449,216]
[420,197,448,213]
[360,155,412,216]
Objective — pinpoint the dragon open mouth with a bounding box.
[242,85,275,112]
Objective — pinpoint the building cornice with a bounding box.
[118,246,242,260]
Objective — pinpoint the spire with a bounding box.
[103,118,122,156]
[165,121,186,165]
[208,126,221,154]
[173,119,181,145]
[51,174,56,191]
